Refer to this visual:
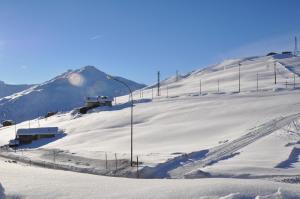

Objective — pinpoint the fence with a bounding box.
[115,67,299,104]
[0,147,147,178]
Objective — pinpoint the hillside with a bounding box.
[0,81,33,99]
[1,54,300,197]
[0,66,146,123]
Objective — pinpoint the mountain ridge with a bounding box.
[0,65,146,123]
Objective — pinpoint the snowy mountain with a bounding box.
[0,80,33,98]
[0,66,146,123]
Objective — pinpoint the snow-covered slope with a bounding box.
[0,80,32,99]
[1,54,300,197]
[0,66,146,123]
[0,157,300,199]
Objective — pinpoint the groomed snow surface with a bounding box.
[1,55,300,198]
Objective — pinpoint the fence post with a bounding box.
[53,150,56,164]
[152,88,153,100]
[115,153,117,172]
[136,156,139,178]
[105,152,108,170]
[200,79,202,95]
[256,72,259,92]
[294,74,296,89]
[166,86,169,98]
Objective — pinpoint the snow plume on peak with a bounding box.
[68,73,85,87]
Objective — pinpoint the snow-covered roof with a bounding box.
[16,127,59,136]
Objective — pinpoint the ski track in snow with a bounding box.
[168,113,300,179]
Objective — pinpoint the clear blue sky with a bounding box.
[0,0,300,85]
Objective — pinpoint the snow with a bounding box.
[0,66,145,123]
[1,55,300,197]
[0,80,32,99]
[0,157,300,199]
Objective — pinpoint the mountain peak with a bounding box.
[79,65,100,73]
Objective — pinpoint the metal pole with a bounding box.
[107,76,134,167]
[218,79,220,93]
[238,63,241,93]
[157,71,160,96]
[130,94,133,166]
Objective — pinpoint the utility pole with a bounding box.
[157,71,160,96]
[238,63,241,93]
[294,36,299,56]
[274,62,277,85]
[176,70,179,81]
[14,124,17,137]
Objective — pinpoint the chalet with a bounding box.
[45,111,58,118]
[85,96,113,108]
[1,120,15,127]
[15,127,59,145]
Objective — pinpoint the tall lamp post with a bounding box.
[107,75,134,166]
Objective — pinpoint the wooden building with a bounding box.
[15,127,59,145]
[85,96,113,108]
[1,120,15,127]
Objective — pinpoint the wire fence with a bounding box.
[0,147,171,178]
